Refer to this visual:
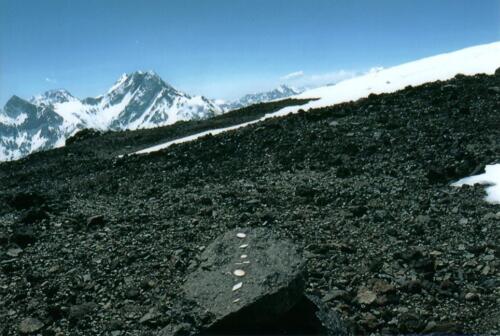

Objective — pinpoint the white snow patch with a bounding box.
[15,132,28,147]
[0,113,27,126]
[53,101,87,125]
[30,130,48,151]
[107,73,129,94]
[452,164,500,204]
[98,91,135,127]
[133,119,261,155]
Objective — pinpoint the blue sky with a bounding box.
[1,0,499,105]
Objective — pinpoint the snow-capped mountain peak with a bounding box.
[107,71,176,97]
[30,89,77,106]
[0,71,222,161]
[276,84,300,95]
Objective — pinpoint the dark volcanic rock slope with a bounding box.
[0,72,499,335]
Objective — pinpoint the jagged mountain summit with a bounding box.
[221,84,302,111]
[0,71,223,161]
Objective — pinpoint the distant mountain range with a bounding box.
[0,71,301,161]
[220,85,302,111]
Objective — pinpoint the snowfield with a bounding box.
[275,41,500,116]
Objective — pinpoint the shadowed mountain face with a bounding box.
[0,96,65,160]
[0,71,223,161]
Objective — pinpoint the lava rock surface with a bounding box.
[0,72,499,335]
[179,228,347,335]
[184,229,306,325]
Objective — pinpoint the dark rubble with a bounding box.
[0,71,499,335]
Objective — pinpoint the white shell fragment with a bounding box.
[233,269,246,277]
[233,298,241,303]
[241,254,248,259]
[232,282,243,291]
[236,233,247,239]
[239,244,249,248]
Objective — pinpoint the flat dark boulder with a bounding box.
[172,228,348,335]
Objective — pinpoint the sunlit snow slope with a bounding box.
[274,41,500,117]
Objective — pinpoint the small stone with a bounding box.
[232,282,243,291]
[356,288,377,305]
[323,289,350,302]
[18,317,44,334]
[140,279,156,289]
[397,313,424,333]
[108,319,123,330]
[6,248,23,257]
[69,302,96,323]
[47,305,63,320]
[233,269,245,277]
[139,308,159,324]
[424,321,462,333]
[488,86,500,93]
[368,257,383,272]
[371,279,396,294]
[236,233,246,239]
[360,312,379,331]
[465,292,479,301]
[483,254,495,261]
[332,242,356,253]
[125,288,140,300]
[415,215,431,225]
[87,215,105,227]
